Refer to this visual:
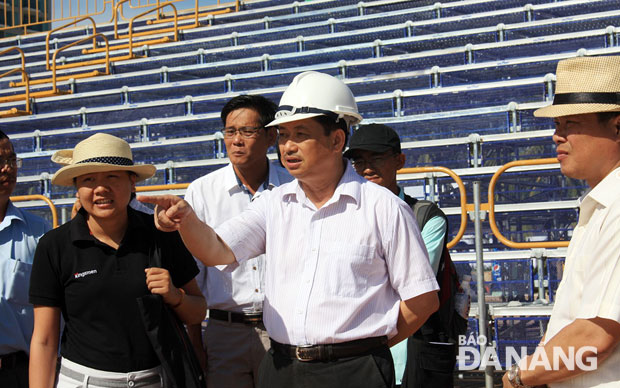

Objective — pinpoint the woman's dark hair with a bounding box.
[312,115,350,152]
[220,95,278,128]
[0,130,8,140]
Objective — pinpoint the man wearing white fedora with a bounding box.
[502,56,620,388]
[141,71,439,388]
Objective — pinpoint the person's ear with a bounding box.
[612,115,620,138]
[396,153,406,170]
[128,172,137,191]
[266,126,277,147]
[333,129,346,152]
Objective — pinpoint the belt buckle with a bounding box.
[295,345,315,362]
[244,314,262,324]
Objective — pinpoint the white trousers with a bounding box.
[56,358,163,388]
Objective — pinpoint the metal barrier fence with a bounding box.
[10,194,58,227]
[12,157,572,250]
[0,0,239,36]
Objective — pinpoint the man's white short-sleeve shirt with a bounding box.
[185,161,292,313]
[216,163,439,345]
[546,167,620,388]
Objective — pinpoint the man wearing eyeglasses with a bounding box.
[0,130,50,388]
[185,95,292,388]
[344,124,454,388]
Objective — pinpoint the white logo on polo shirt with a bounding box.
[74,269,98,279]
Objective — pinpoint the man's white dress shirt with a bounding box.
[216,163,439,345]
[545,167,620,388]
[185,161,292,313]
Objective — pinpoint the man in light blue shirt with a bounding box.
[0,130,50,387]
[345,123,453,388]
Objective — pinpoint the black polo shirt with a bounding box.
[29,207,199,372]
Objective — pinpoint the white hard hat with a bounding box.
[266,71,363,127]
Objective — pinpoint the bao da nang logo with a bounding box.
[456,334,597,371]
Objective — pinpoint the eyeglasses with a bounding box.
[221,126,264,139]
[0,158,22,169]
[350,153,397,170]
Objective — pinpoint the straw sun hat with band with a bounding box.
[51,133,156,186]
[534,55,620,118]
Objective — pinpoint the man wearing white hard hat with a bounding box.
[502,56,620,388]
[141,71,439,388]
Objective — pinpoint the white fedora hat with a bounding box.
[534,56,620,118]
[51,133,156,186]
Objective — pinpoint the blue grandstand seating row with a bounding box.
[1,0,617,89]
[1,0,601,259]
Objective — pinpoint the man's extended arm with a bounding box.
[138,194,236,266]
[502,317,620,387]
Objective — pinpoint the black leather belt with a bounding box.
[209,309,263,325]
[0,351,28,370]
[270,336,388,362]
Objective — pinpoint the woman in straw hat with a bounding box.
[28,133,206,388]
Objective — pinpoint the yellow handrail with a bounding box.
[136,183,189,192]
[0,0,239,37]
[0,47,27,83]
[45,16,98,70]
[111,0,178,54]
[147,0,238,27]
[112,0,133,37]
[10,195,59,228]
[0,68,31,115]
[0,0,109,36]
[487,158,570,249]
[397,166,467,249]
[51,33,110,93]
[125,3,179,48]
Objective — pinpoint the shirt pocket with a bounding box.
[0,257,32,305]
[321,243,378,298]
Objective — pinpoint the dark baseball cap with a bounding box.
[343,123,401,158]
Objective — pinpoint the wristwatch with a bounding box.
[507,363,534,388]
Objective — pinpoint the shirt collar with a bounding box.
[578,166,620,222]
[226,160,276,195]
[0,201,26,231]
[281,160,363,208]
[585,166,620,207]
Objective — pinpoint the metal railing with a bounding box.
[0,46,31,116]
[1,0,240,37]
[44,16,97,70]
[49,33,110,92]
[10,194,58,227]
[487,158,570,249]
[398,166,467,249]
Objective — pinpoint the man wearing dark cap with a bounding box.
[345,123,455,388]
